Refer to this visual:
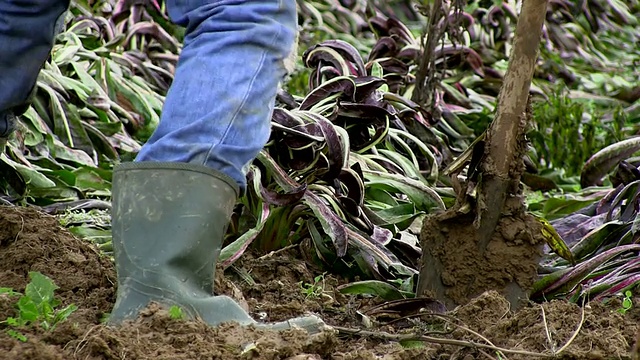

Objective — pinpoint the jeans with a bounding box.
[0,0,297,189]
[0,0,69,137]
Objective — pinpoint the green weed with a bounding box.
[299,273,327,299]
[0,272,78,342]
[617,290,633,315]
[169,305,185,320]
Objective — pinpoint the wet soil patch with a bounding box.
[418,195,545,310]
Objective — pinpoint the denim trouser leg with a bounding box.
[0,0,69,137]
[135,0,298,189]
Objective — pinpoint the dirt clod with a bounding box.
[418,195,544,310]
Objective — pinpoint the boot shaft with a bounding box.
[111,162,238,297]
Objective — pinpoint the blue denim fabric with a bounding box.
[135,0,298,189]
[1,0,297,190]
[0,0,69,136]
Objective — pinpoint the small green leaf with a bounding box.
[169,305,184,320]
[5,317,20,326]
[17,297,39,323]
[0,288,20,296]
[6,329,28,342]
[24,272,58,306]
[53,304,78,327]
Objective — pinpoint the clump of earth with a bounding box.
[0,205,638,359]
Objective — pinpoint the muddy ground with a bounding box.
[0,205,638,359]
[418,196,545,311]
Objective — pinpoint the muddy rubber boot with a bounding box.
[108,162,328,334]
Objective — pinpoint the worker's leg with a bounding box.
[135,0,297,189]
[0,0,69,148]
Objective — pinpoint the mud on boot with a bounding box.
[108,162,328,335]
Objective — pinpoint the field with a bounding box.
[1,1,640,359]
[1,206,638,359]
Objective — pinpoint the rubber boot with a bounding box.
[108,162,328,334]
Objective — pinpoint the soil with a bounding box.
[418,195,544,310]
[1,205,638,359]
[418,104,545,312]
